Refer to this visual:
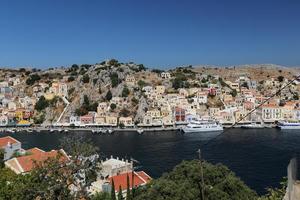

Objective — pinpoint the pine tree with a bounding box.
[111,179,116,200]
[118,185,123,200]
[126,174,131,200]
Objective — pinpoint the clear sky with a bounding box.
[1,0,300,68]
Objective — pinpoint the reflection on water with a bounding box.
[1,128,300,195]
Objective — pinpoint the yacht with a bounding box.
[183,120,223,133]
[278,121,300,130]
[241,123,264,129]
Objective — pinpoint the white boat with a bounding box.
[183,120,223,133]
[137,129,144,134]
[241,123,264,129]
[278,121,300,130]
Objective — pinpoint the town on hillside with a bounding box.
[0,60,300,129]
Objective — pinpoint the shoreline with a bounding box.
[0,124,279,134]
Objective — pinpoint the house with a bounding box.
[69,116,80,126]
[105,116,118,126]
[209,108,220,117]
[107,171,151,198]
[119,117,133,127]
[154,85,165,95]
[179,88,189,97]
[97,102,108,115]
[162,116,174,126]
[142,115,152,126]
[125,76,136,86]
[100,156,133,177]
[174,107,186,122]
[0,115,8,126]
[5,148,69,174]
[0,136,22,160]
[110,97,124,108]
[195,91,208,104]
[161,72,171,79]
[142,86,153,96]
[8,101,17,111]
[94,115,106,125]
[262,104,282,123]
[80,114,94,124]
[50,82,68,97]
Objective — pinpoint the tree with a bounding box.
[230,89,237,97]
[126,174,132,200]
[71,64,79,71]
[119,108,130,117]
[111,179,116,200]
[106,90,113,101]
[35,96,49,111]
[172,72,188,89]
[82,74,90,83]
[118,185,123,200]
[134,160,257,200]
[91,192,111,200]
[137,80,146,88]
[68,76,75,82]
[258,177,287,200]
[277,76,284,82]
[110,103,117,111]
[110,73,120,87]
[122,86,130,97]
[107,59,119,66]
[26,74,41,85]
[0,149,4,168]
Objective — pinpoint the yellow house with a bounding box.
[119,117,133,127]
[95,116,106,125]
[105,116,118,126]
[155,85,165,95]
[15,110,24,120]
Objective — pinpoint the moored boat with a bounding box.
[183,120,223,133]
[241,123,264,129]
[278,121,300,130]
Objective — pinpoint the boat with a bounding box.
[182,120,223,133]
[137,129,144,134]
[241,123,264,129]
[278,121,300,130]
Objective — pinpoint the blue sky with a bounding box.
[0,0,300,68]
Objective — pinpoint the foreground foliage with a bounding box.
[0,143,287,200]
[134,160,258,200]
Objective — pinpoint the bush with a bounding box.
[134,160,258,200]
[68,76,75,82]
[82,74,90,83]
[277,76,284,82]
[35,96,49,111]
[110,103,116,111]
[122,86,130,97]
[26,74,41,85]
[105,90,112,101]
[110,72,120,87]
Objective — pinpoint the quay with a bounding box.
[0,124,278,135]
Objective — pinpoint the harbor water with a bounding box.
[1,128,300,195]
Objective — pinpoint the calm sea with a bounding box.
[2,128,300,195]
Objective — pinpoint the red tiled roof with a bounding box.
[109,171,151,192]
[0,136,20,148]
[15,149,69,173]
